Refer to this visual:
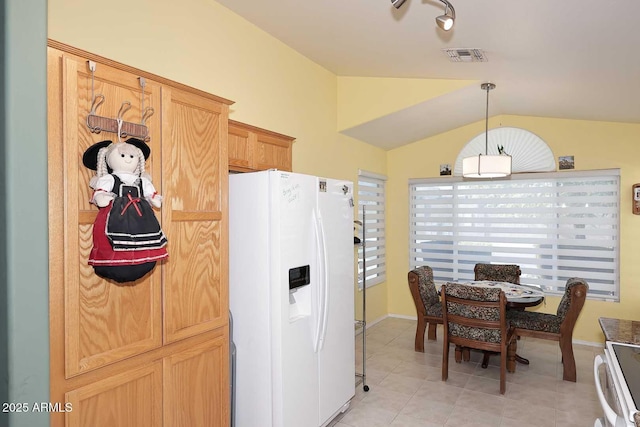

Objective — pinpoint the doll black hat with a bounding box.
[82,138,151,171]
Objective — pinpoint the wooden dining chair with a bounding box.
[507,277,588,382]
[474,263,521,284]
[441,283,517,394]
[474,263,521,368]
[408,266,443,352]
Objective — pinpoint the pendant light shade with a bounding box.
[462,154,512,178]
[462,83,512,178]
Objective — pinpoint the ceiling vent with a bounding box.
[442,48,487,62]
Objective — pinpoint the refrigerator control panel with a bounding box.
[289,265,310,290]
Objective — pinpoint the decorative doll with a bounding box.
[82,138,168,283]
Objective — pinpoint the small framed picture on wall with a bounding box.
[558,156,575,170]
[440,164,452,176]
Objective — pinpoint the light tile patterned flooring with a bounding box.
[330,317,603,427]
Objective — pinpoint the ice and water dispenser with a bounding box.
[288,265,311,321]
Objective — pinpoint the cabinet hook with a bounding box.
[117,101,132,121]
[89,94,105,115]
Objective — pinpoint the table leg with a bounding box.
[507,339,517,373]
[481,351,491,369]
[481,349,522,370]
[507,298,544,366]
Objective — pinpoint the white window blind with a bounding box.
[358,171,387,289]
[409,169,620,300]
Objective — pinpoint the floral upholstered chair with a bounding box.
[474,263,521,284]
[441,283,516,394]
[408,266,443,352]
[474,263,522,368]
[507,277,588,382]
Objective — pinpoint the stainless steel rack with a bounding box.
[355,207,369,393]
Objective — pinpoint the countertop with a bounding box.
[598,317,640,346]
[634,411,639,427]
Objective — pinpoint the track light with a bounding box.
[435,0,456,31]
[392,0,456,31]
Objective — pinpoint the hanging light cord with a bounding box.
[478,83,494,174]
[484,83,490,155]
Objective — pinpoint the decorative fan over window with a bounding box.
[453,127,555,176]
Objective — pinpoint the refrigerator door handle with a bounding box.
[317,211,330,351]
[312,210,324,352]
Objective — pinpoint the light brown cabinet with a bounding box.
[65,363,163,427]
[228,119,294,172]
[47,41,230,427]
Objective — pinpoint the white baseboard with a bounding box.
[365,314,389,328]
[388,313,417,321]
[573,339,604,348]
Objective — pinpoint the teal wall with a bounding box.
[1,0,49,426]
[0,1,7,424]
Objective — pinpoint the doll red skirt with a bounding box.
[88,203,168,266]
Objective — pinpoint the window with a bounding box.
[358,170,387,289]
[409,169,620,300]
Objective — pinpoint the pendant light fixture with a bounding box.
[462,83,512,178]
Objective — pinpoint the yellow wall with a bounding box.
[336,77,476,131]
[47,0,389,322]
[387,115,640,343]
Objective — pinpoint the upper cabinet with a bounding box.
[228,119,294,172]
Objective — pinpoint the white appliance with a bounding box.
[229,170,355,427]
[594,341,640,427]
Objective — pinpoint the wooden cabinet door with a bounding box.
[255,132,293,171]
[228,122,253,171]
[49,50,163,378]
[227,119,294,172]
[65,362,162,427]
[161,86,229,344]
[163,333,229,427]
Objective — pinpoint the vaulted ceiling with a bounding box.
[216,0,640,149]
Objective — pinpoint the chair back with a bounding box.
[408,266,439,315]
[556,278,589,334]
[441,283,508,346]
[474,263,521,284]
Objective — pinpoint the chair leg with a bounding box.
[500,348,507,394]
[454,345,463,363]
[462,347,470,362]
[559,336,577,382]
[415,317,426,352]
[427,322,437,341]
[442,341,450,382]
[507,338,517,373]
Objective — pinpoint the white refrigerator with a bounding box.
[229,170,355,427]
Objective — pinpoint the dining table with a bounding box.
[436,280,546,366]
[436,280,545,305]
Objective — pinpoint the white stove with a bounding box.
[594,341,640,427]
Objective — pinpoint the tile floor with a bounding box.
[330,317,603,427]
